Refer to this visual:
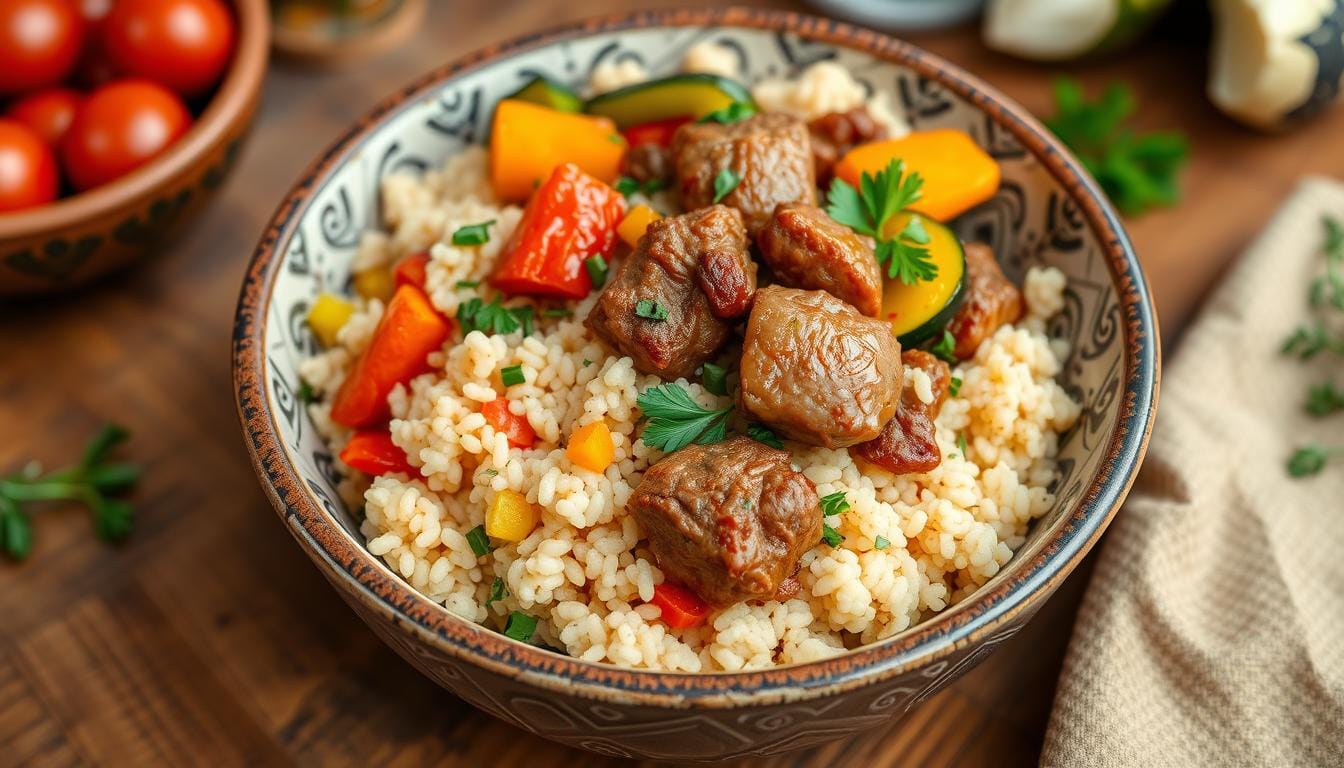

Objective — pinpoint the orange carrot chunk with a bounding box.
[649,581,711,629]
[393,250,431,289]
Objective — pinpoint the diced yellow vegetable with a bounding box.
[835,130,1001,222]
[486,489,537,542]
[353,267,395,302]
[307,292,355,348]
[566,421,615,473]
[617,204,662,248]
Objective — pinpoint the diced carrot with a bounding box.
[489,99,625,202]
[491,163,625,299]
[616,204,662,248]
[393,251,431,289]
[339,430,419,477]
[649,582,711,629]
[565,421,614,473]
[834,130,1001,222]
[481,397,535,449]
[331,284,452,428]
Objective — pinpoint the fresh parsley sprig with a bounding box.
[457,295,533,336]
[1283,217,1344,478]
[0,424,140,561]
[1288,444,1344,477]
[826,158,937,285]
[819,491,849,547]
[636,384,732,452]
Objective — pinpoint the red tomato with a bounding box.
[101,0,236,96]
[60,79,191,191]
[7,88,83,146]
[0,0,86,94]
[649,582,710,629]
[0,120,59,212]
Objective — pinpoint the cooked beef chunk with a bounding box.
[671,113,816,236]
[586,205,755,379]
[738,286,902,448]
[947,243,1024,359]
[631,436,820,606]
[623,143,671,186]
[853,350,952,474]
[808,107,888,183]
[756,202,883,316]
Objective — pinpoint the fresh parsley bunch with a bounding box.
[826,158,938,285]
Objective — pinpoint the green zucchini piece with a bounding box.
[507,75,582,113]
[584,73,756,128]
[882,212,967,348]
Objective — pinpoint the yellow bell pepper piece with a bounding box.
[566,421,615,473]
[489,99,625,202]
[834,130,1001,222]
[353,267,395,303]
[307,292,355,348]
[486,489,537,543]
[617,204,662,248]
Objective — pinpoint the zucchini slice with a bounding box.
[507,75,582,113]
[584,74,756,128]
[882,212,966,347]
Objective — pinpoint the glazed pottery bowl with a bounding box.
[0,0,269,297]
[233,8,1158,761]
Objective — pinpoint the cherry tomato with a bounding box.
[0,120,60,212]
[60,79,191,191]
[101,0,236,97]
[0,0,86,94]
[7,88,83,146]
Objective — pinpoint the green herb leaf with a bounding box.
[542,307,572,318]
[1306,381,1344,417]
[636,384,733,452]
[83,424,129,469]
[712,168,741,203]
[614,176,641,197]
[451,220,496,246]
[458,296,525,336]
[510,305,534,337]
[820,491,850,517]
[821,524,844,547]
[826,159,935,285]
[1288,445,1337,477]
[296,380,316,405]
[500,365,525,387]
[465,524,492,557]
[455,279,480,289]
[0,500,31,560]
[874,535,890,550]
[634,299,668,321]
[582,358,593,368]
[642,177,669,196]
[92,497,133,541]
[701,363,728,396]
[931,330,957,363]
[86,463,141,493]
[486,576,508,606]
[747,423,784,450]
[698,101,756,124]
[504,611,538,642]
[949,376,963,398]
[957,433,969,459]
[585,255,608,289]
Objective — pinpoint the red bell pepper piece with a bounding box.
[481,397,536,449]
[331,284,452,428]
[649,581,711,629]
[491,163,624,299]
[621,116,692,148]
[393,251,430,289]
[339,430,420,477]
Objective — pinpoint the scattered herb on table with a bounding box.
[699,101,755,125]
[1045,78,1189,216]
[504,611,538,642]
[585,255,608,289]
[826,158,937,285]
[465,524,492,557]
[0,424,139,561]
[451,220,495,246]
[1288,445,1342,478]
[701,362,728,396]
[634,299,668,321]
[712,168,741,203]
[636,383,733,452]
[1283,216,1344,477]
[500,364,526,387]
[747,423,784,450]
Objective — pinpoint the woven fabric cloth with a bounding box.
[1043,178,1344,767]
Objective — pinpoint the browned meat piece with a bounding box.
[772,575,802,602]
[622,143,670,186]
[586,205,755,379]
[756,202,883,316]
[631,436,820,607]
[808,107,888,183]
[738,286,902,448]
[947,243,1024,359]
[853,350,952,474]
[671,113,816,236]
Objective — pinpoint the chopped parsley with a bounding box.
[820,491,850,517]
[642,177,670,195]
[931,329,957,364]
[874,535,891,550]
[486,576,508,606]
[542,307,572,318]
[636,383,732,452]
[1306,381,1344,417]
[511,304,534,336]
[615,176,641,197]
[582,358,593,368]
[585,255,608,289]
[747,423,784,450]
[821,525,844,547]
[457,296,533,336]
[826,158,937,285]
[465,524,492,557]
[503,611,538,642]
[296,380,316,404]
[455,279,480,289]
[698,101,755,124]
[701,363,728,396]
[949,376,963,398]
[634,299,668,321]
[712,168,741,203]
[957,433,969,458]
[500,364,525,387]
[451,220,495,246]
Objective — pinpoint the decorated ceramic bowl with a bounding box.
[0,0,269,297]
[233,8,1157,761]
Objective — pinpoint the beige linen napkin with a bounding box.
[1043,178,1344,767]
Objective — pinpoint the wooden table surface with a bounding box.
[4,2,1343,766]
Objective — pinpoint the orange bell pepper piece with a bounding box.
[834,130,1000,222]
[339,430,420,477]
[481,397,535,449]
[565,421,614,472]
[393,250,431,289]
[489,99,625,202]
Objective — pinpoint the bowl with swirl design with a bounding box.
[233,7,1158,761]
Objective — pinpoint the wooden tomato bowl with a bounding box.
[0,0,269,297]
[233,8,1159,761]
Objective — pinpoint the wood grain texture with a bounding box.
[2,1,1342,765]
